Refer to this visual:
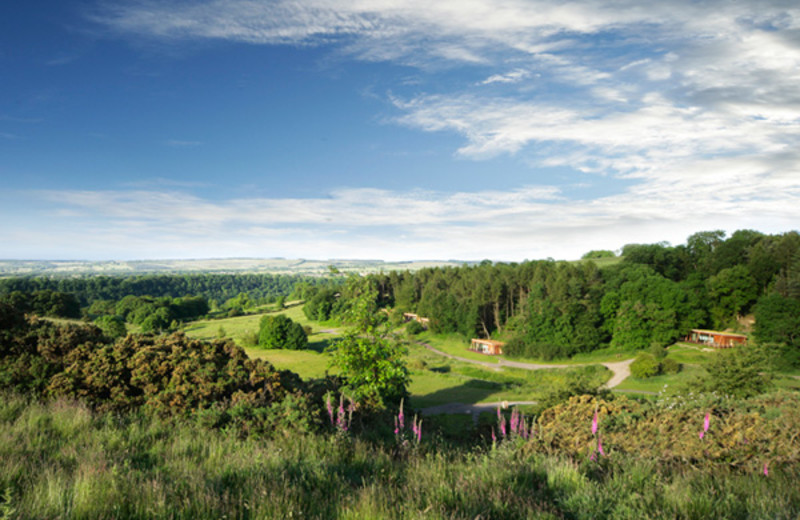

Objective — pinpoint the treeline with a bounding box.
[0,273,326,308]
[90,295,210,333]
[349,230,800,360]
[0,289,81,319]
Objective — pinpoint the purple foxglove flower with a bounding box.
[591,409,598,436]
[598,435,605,456]
[326,394,334,424]
[763,463,769,476]
[590,452,597,462]
[698,431,704,440]
[491,428,497,444]
[500,416,506,438]
[703,413,710,433]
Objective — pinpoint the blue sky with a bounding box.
[2,0,799,261]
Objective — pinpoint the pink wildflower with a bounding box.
[398,399,405,429]
[598,435,605,456]
[394,416,399,435]
[326,394,334,425]
[703,412,710,433]
[699,431,704,440]
[500,416,507,438]
[763,463,769,477]
[591,408,598,436]
[491,428,497,444]
[590,452,597,462]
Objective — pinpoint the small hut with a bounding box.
[470,338,505,355]
[686,329,747,348]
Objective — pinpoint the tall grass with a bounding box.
[2,392,798,519]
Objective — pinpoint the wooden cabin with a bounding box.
[686,329,747,348]
[470,338,505,355]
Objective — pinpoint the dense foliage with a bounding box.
[0,303,318,429]
[111,295,210,332]
[258,314,308,350]
[0,273,325,307]
[0,289,80,319]
[324,230,800,363]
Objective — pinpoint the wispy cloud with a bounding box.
[8,176,797,260]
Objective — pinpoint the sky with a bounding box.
[1,0,799,262]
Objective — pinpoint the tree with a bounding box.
[258,315,307,350]
[706,265,758,327]
[94,315,127,340]
[699,346,771,398]
[582,250,615,259]
[754,293,800,349]
[327,277,409,409]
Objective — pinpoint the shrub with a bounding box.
[630,354,661,378]
[258,315,308,350]
[406,320,425,336]
[699,346,772,398]
[661,358,681,374]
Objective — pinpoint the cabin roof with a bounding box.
[690,329,747,339]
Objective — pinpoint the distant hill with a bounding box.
[0,258,472,277]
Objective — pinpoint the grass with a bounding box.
[665,343,719,364]
[417,331,644,367]
[245,345,334,379]
[613,364,706,394]
[2,392,799,519]
[183,304,342,378]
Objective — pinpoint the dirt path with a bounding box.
[600,358,634,389]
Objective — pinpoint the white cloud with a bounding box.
[7,169,797,261]
[480,68,531,85]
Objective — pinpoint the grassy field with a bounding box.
[3,392,798,519]
[413,331,640,366]
[183,304,342,379]
[613,364,706,394]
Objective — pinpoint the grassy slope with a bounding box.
[2,393,798,519]
[184,304,340,379]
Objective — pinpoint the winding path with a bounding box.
[417,342,642,418]
[417,341,634,389]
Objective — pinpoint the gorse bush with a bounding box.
[0,303,320,434]
[533,393,800,469]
